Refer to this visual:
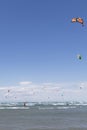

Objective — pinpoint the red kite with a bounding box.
[71,18,84,26]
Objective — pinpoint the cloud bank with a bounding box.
[0,81,87,102]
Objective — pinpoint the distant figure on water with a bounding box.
[24,102,26,107]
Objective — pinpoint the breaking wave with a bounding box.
[0,101,87,109]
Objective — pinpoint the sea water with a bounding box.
[0,102,87,130]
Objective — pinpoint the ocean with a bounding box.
[0,102,87,130]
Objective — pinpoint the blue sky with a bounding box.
[0,0,87,85]
[0,0,87,102]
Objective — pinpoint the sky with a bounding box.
[0,0,87,102]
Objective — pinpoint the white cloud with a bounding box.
[19,81,32,85]
[79,82,87,89]
[0,81,87,102]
